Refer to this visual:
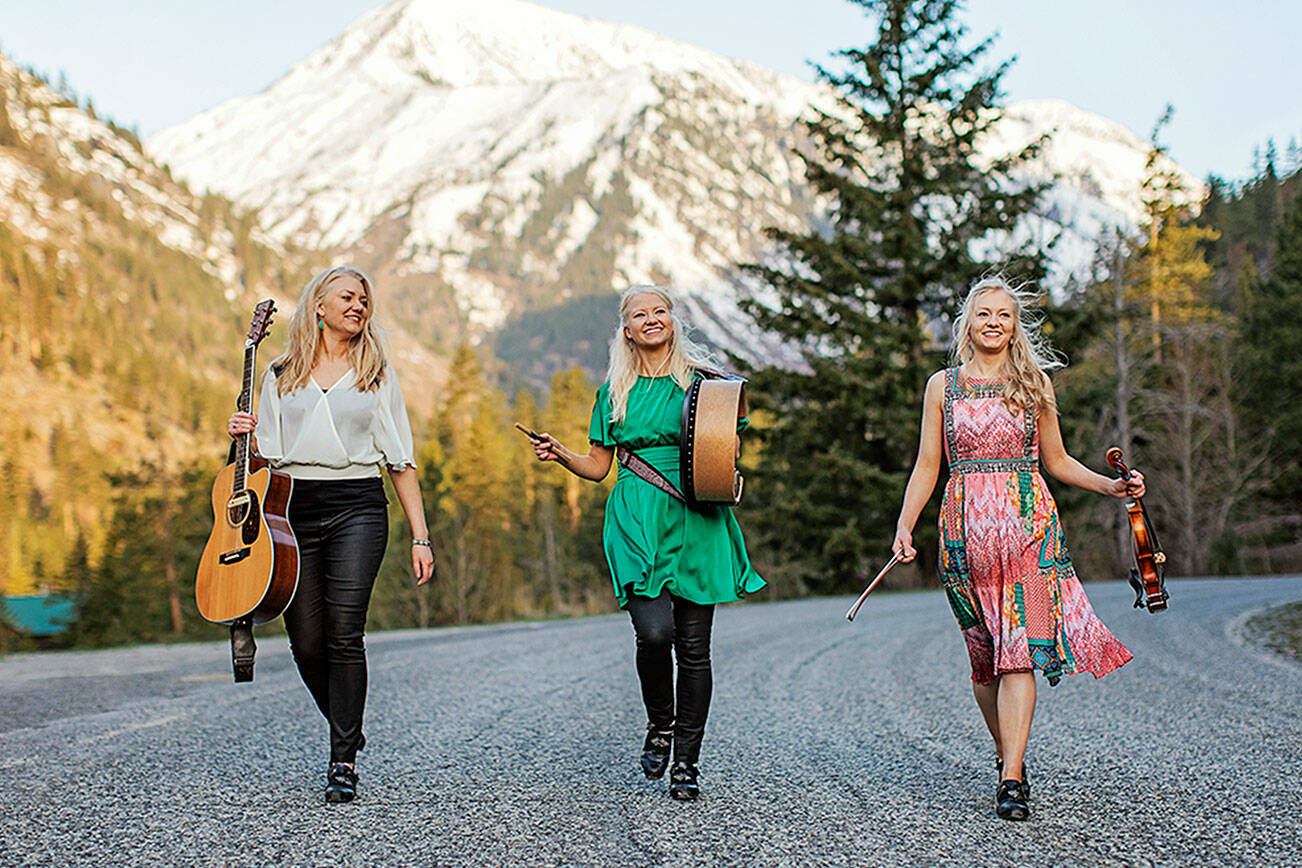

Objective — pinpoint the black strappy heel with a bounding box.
[995,778,1030,820]
[995,757,1030,797]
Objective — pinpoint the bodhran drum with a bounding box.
[679,378,747,507]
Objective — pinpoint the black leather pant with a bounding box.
[625,590,715,765]
[283,478,388,764]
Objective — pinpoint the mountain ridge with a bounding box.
[148,0,1202,372]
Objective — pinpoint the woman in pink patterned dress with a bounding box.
[891,276,1144,821]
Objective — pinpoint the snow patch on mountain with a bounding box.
[149,0,1202,360]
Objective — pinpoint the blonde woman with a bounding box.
[226,266,434,804]
[530,286,765,800]
[891,276,1143,821]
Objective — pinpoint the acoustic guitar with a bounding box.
[1105,447,1168,613]
[196,300,299,625]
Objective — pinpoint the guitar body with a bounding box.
[197,457,298,624]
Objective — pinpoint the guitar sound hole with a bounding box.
[227,498,249,526]
[241,489,263,545]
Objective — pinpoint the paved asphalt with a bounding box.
[1,577,1299,867]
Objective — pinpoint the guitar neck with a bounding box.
[233,341,257,491]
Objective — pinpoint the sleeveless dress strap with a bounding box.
[942,367,960,464]
[1021,390,1037,459]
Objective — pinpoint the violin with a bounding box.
[1104,447,1168,613]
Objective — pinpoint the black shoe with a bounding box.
[995,779,1029,821]
[668,762,700,801]
[325,763,358,803]
[996,758,1030,799]
[641,724,673,779]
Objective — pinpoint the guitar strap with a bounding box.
[230,618,256,682]
[225,435,258,682]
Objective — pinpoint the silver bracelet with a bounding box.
[412,538,431,547]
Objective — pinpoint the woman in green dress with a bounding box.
[530,286,765,800]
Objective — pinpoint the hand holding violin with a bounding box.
[1106,470,1145,499]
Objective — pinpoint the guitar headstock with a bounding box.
[246,299,276,346]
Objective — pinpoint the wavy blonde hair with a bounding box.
[951,275,1065,416]
[606,285,719,424]
[274,266,388,394]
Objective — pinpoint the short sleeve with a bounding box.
[254,367,284,461]
[374,366,417,470]
[588,384,615,446]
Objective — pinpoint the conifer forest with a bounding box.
[1,0,1299,651]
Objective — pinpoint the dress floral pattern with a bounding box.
[939,368,1132,685]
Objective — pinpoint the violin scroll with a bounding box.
[1105,447,1126,477]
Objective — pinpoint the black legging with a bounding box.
[282,478,388,764]
[624,590,715,765]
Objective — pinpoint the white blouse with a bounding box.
[255,364,417,479]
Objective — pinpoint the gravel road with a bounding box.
[2,576,1299,867]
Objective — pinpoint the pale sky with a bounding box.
[0,0,1296,182]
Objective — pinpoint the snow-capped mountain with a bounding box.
[149,0,1201,367]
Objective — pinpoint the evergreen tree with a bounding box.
[1128,117,1246,574]
[739,0,1046,592]
[65,462,220,647]
[423,344,522,623]
[539,366,610,612]
[1239,189,1302,519]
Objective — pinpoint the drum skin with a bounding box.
[680,379,746,506]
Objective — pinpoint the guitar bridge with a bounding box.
[219,547,251,565]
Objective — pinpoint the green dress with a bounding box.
[589,375,766,608]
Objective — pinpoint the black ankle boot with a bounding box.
[641,724,673,779]
[668,761,700,801]
[325,762,358,803]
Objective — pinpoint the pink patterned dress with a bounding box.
[939,368,1131,686]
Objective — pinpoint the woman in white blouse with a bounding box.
[227,265,434,804]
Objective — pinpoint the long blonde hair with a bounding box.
[606,285,719,424]
[274,266,388,394]
[951,275,1064,416]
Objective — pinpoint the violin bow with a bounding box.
[845,552,904,621]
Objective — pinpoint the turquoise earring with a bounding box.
[317,318,324,330]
